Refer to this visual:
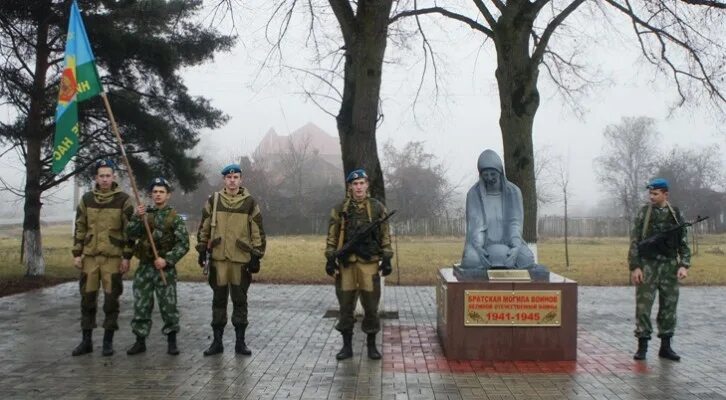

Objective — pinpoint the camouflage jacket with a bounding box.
[325,196,394,263]
[127,205,189,266]
[73,182,134,259]
[196,188,266,263]
[628,203,691,270]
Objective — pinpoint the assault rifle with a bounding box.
[637,215,708,255]
[203,192,220,276]
[335,209,396,266]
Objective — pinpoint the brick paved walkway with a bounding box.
[0,282,724,399]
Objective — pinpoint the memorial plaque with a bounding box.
[464,290,561,327]
[487,269,531,281]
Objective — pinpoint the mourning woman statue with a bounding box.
[460,149,535,269]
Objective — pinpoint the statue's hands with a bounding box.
[479,253,492,268]
[505,246,520,266]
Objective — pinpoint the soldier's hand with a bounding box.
[197,249,207,267]
[135,204,146,216]
[379,257,392,277]
[325,257,338,277]
[119,259,130,274]
[154,257,167,270]
[73,256,83,270]
[247,255,261,273]
[631,268,643,285]
[677,266,688,280]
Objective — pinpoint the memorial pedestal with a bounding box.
[436,268,577,361]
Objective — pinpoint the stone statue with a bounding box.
[460,149,535,270]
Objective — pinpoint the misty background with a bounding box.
[1,0,724,234]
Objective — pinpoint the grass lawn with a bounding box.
[1,224,725,287]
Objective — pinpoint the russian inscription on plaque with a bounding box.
[464,290,561,326]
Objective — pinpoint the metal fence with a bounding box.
[109,214,726,237]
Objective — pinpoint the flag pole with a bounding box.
[100,92,167,285]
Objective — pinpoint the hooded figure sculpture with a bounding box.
[460,149,535,269]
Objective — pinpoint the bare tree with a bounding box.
[534,144,557,207]
[594,116,660,221]
[388,0,725,244]
[277,133,312,213]
[656,144,724,220]
[382,140,456,219]
[551,154,571,269]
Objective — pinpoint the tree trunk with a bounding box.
[23,2,52,276]
[335,1,393,202]
[493,7,540,243]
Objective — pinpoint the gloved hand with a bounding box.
[379,257,392,276]
[247,255,261,273]
[197,248,207,267]
[325,257,338,277]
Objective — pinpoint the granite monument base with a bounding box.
[436,267,577,361]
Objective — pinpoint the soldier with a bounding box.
[325,169,394,360]
[126,177,189,356]
[71,159,134,356]
[629,178,691,361]
[196,163,266,356]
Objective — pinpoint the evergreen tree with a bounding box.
[0,0,233,275]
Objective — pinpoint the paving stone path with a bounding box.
[0,282,724,399]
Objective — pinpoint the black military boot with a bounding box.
[102,329,114,356]
[336,331,353,360]
[633,337,648,360]
[367,333,382,360]
[72,329,93,356]
[658,336,681,361]
[203,327,224,356]
[126,336,146,355]
[167,332,179,356]
[235,326,252,355]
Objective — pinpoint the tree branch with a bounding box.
[531,0,587,66]
[390,7,494,38]
[678,0,726,8]
[328,0,356,45]
[603,0,726,104]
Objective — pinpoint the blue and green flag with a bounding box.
[51,0,102,173]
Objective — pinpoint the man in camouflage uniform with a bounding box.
[197,163,266,356]
[325,168,394,360]
[126,177,189,356]
[629,178,691,361]
[71,159,134,356]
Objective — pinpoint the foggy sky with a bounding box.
[1,0,723,221]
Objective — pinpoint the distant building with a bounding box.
[252,122,343,188]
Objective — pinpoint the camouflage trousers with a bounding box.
[208,261,251,329]
[634,258,680,339]
[335,261,381,334]
[79,255,123,331]
[131,263,179,338]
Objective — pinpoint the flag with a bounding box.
[51,0,102,173]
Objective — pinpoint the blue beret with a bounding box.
[346,168,368,183]
[646,178,669,190]
[221,163,242,176]
[94,159,116,171]
[148,177,172,192]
